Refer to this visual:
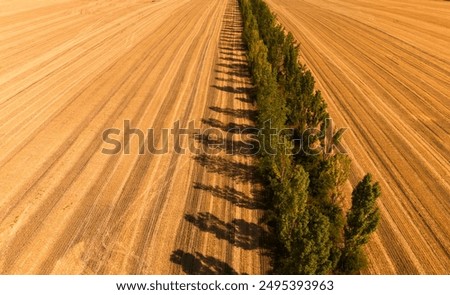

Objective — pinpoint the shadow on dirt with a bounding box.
[201,117,257,134]
[209,106,257,121]
[193,133,259,156]
[170,250,240,274]
[184,212,269,251]
[193,182,264,209]
[193,154,257,183]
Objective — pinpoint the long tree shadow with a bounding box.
[219,56,244,63]
[194,133,259,156]
[219,45,245,52]
[235,96,254,104]
[220,50,246,58]
[194,154,257,183]
[212,85,252,94]
[215,69,251,78]
[209,105,257,121]
[201,117,257,134]
[171,250,239,275]
[216,62,248,70]
[215,76,252,85]
[184,212,269,250]
[193,182,264,209]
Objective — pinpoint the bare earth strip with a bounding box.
[0,0,268,274]
[265,0,450,274]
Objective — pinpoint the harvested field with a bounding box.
[1,0,449,275]
[265,0,450,274]
[0,0,268,274]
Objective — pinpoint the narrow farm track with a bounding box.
[0,0,268,274]
[265,0,450,274]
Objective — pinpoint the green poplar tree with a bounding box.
[339,174,381,274]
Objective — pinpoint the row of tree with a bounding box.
[239,0,381,274]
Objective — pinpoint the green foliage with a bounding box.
[346,174,380,248]
[269,139,309,251]
[339,174,380,274]
[338,248,367,274]
[316,154,351,203]
[278,206,333,274]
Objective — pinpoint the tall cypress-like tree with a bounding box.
[339,174,380,274]
[270,139,309,252]
[315,153,351,203]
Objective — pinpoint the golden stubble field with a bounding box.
[0,0,448,274]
